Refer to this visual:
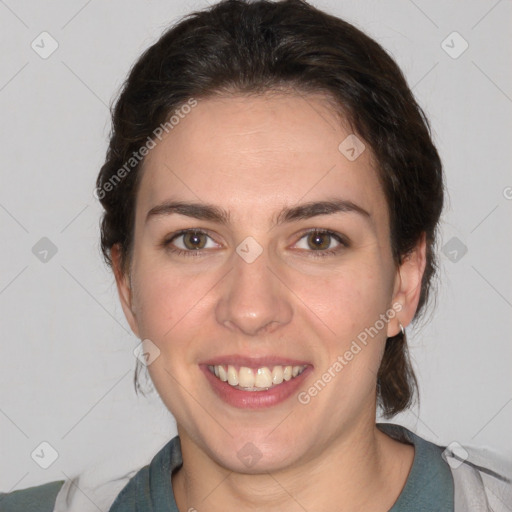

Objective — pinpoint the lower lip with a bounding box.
[201,365,312,409]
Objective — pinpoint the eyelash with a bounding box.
[162,228,348,259]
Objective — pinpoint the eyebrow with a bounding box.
[145,197,371,227]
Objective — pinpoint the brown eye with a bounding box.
[164,229,218,257]
[181,230,208,250]
[306,231,332,250]
[294,229,348,258]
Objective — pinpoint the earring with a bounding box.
[399,322,405,335]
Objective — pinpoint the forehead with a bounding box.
[137,92,388,231]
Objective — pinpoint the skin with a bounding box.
[112,91,426,511]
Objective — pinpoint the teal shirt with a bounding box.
[0,424,454,511]
[380,423,454,511]
[0,480,65,512]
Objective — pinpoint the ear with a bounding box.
[387,232,427,338]
[111,244,140,338]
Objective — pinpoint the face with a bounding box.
[114,92,424,473]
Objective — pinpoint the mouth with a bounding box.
[200,357,312,409]
[207,364,307,391]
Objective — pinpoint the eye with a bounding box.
[163,229,218,257]
[293,229,348,258]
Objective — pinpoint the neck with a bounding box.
[171,418,414,512]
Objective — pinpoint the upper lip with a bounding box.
[201,355,311,368]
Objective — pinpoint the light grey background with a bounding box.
[1,0,511,493]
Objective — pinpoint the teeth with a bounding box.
[209,364,306,391]
[272,366,284,385]
[255,367,272,388]
[227,365,238,386]
[218,365,228,382]
[238,366,255,388]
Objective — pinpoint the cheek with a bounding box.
[298,260,391,335]
[131,263,194,343]
[299,267,391,402]
[130,258,227,369]
[130,265,205,400]
[296,258,393,395]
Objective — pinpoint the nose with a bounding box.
[215,243,293,337]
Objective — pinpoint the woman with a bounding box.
[2,0,510,510]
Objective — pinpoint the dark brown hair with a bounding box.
[97,0,444,418]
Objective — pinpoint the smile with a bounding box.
[207,364,308,391]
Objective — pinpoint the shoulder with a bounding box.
[0,436,180,512]
[0,480,65,512]
[379,422,512,512]
[443,443,512,512]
